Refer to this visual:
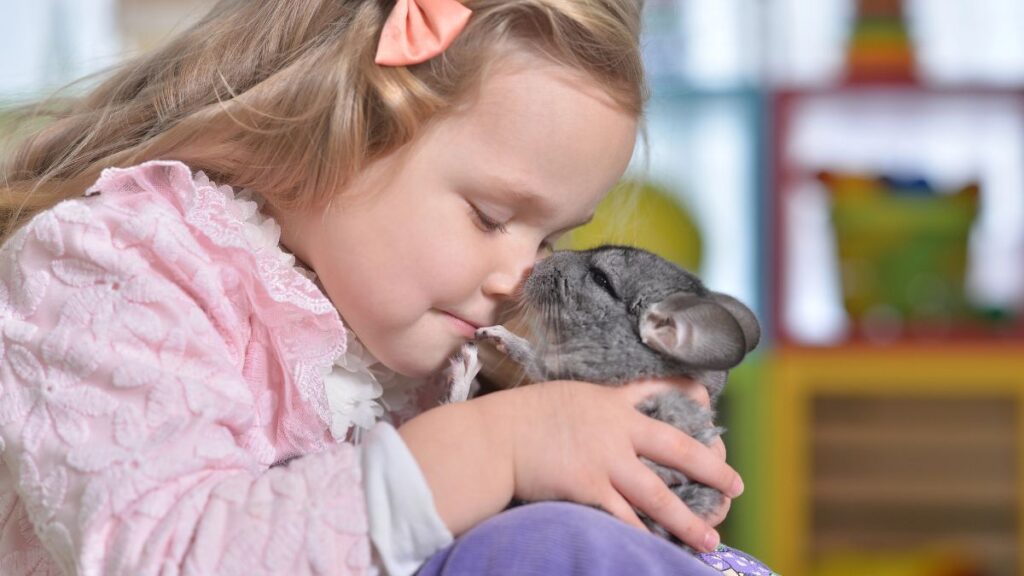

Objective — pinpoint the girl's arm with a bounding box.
[398,399,514,536]
[0,190,373,575]
[399,379,743,552]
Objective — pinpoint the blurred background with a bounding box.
[2,1,1023,575]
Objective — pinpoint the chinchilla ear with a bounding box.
[639,292,760,370]
[709,291,761,353]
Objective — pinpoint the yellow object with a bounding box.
[814,549,979,576]
[762,346,1024,575]
[562,180,702,272]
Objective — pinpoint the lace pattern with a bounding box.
[87,161,346,444]
[0,163,381,574]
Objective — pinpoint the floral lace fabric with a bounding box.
[0,161,432,575]
[207,174,421,444]
[696,544,780,576]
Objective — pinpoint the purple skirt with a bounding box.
[416,502,776,576]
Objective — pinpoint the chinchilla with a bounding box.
[474,245,760,546]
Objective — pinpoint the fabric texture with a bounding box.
[415,502,722,576]
[696,544,780,576]
[361,423,452,576]
[0,161,452,575]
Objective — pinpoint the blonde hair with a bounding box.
[0,0,648,244]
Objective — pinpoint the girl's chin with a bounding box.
[376,342,465,380]
[364,318,472,379]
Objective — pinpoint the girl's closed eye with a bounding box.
[468,203,559,263]
[469,203,509,234]
[469,201,557,258]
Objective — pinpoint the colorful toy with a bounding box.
[818,171,980,340]
[845,0,916,82]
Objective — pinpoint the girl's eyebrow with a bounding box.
[484,173,594,229]
[486,175,546,209]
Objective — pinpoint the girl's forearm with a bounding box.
[398,399,515,536]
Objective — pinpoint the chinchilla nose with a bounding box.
[524,264,567,303]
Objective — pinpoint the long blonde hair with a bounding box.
[0,0,647,244]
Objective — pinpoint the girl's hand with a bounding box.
[473,379,744,552]
[629,376,734,528]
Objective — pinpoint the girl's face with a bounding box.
[278,58,638,378]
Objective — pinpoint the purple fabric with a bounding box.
[416,502,721,576]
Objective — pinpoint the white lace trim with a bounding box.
[222,186,318,283]
[323,338,384,442]
[323,337,424,443]
[213,179,415,442]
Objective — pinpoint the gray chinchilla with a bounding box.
[474,245,760,546]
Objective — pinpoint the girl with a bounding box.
[0,1,755,574]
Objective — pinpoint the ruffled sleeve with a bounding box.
[0,163,372,574]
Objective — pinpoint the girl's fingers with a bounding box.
[597,488,649,533]
[610,461,720,552]
[706,496,732,528]
[663,376,711,408]
[710,436,727,461]
[632,417,744,499]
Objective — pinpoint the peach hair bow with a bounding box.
[375,0,473,67]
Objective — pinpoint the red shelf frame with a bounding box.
[768,85,1024,346]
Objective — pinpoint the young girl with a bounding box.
[0,1,757,574]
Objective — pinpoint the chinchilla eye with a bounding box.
[589,266,619,299]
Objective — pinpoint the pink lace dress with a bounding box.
[0,161,454,575]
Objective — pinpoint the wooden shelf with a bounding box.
[761,347,1024,576]
[813,479,1016,507]
[814,532,1017,576]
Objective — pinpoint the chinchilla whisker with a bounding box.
[502,293,529,321]
[542,300,558,352]
[512,366,529,388]
[547,301,565,380]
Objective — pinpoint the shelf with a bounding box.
[814,532,1017,575]
[769,88,1024,347]
[813,480,1016,508]
[761,347,1024,576]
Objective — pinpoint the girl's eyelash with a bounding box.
[468,203,554,255]
[470,205,509,234]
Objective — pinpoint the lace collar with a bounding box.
[324,337,422,443]
[215,179,415,442]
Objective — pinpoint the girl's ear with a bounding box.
[639,292,760,369]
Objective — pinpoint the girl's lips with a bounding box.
[443,311,480,338]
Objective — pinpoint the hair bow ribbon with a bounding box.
[375,0,472,67]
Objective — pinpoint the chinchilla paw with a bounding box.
[445,343,480,403]
[475,325,511,353]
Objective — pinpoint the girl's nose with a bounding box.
[482,248,537,298]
